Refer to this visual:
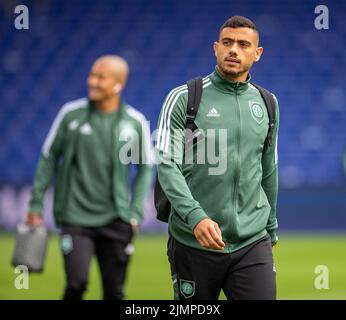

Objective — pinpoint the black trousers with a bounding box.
[167,234,276,300]
[60,218,133,300]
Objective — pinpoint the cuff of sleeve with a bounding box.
[130,208,142,224]
[130,218,139,226]
[29,203,43,215]
[186,208,209,232]
[267,229,278,245]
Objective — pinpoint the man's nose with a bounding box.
[88,77,98,87]
[229,44,239,56]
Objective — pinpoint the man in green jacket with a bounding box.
[26,55,153,300]
[156,16,279,299]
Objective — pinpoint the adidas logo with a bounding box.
[207,107,220,117]
[68,119,79,131]
[79,123,92,135]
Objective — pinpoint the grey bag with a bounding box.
[12,224,48,273]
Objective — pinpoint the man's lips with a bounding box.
[225,57,241,64]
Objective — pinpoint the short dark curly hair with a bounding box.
[220,16,258,34]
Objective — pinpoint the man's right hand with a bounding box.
[193,218,225,250]
[25,212,43,226]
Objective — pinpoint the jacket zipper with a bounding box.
[112,114,118,214]
[233,87,241,225]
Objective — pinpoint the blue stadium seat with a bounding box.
[0,0,345,186]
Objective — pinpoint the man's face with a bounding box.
[87,61,119,102]
[213,27,263,80]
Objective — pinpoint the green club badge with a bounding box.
[249,101,265,124]
[61,234,73,254]
[180,279,195,298]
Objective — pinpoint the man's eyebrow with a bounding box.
[221,37,252,45]
[221,37,234,42]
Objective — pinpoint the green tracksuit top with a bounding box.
[156,67,279,253]
[29,98,153,227]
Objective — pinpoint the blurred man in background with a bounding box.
[156,16,279,300]
[26,55,153,300]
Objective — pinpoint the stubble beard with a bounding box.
[219,61,249,80]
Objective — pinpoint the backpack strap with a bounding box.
[186,77,203,131]
[250,82,276,146]
[154,77,203,223]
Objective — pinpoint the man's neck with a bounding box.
[217,66,248,83]
[95,96,120,114]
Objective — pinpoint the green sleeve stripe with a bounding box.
[126,105,154,165]
[162,78,213,152]
[157,85,187,151]
[42,98,87,157]
[164,79,212,152]
[159,77,212,153]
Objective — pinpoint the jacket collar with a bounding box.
[88,99,127,117]
[210,66,251,94]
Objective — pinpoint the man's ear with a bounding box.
[113,83,123,94]
[213,41,219,57]
[254,46,263,62]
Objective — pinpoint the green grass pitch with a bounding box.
[0,233,345,300]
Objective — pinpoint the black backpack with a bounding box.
[154,77,276,223]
